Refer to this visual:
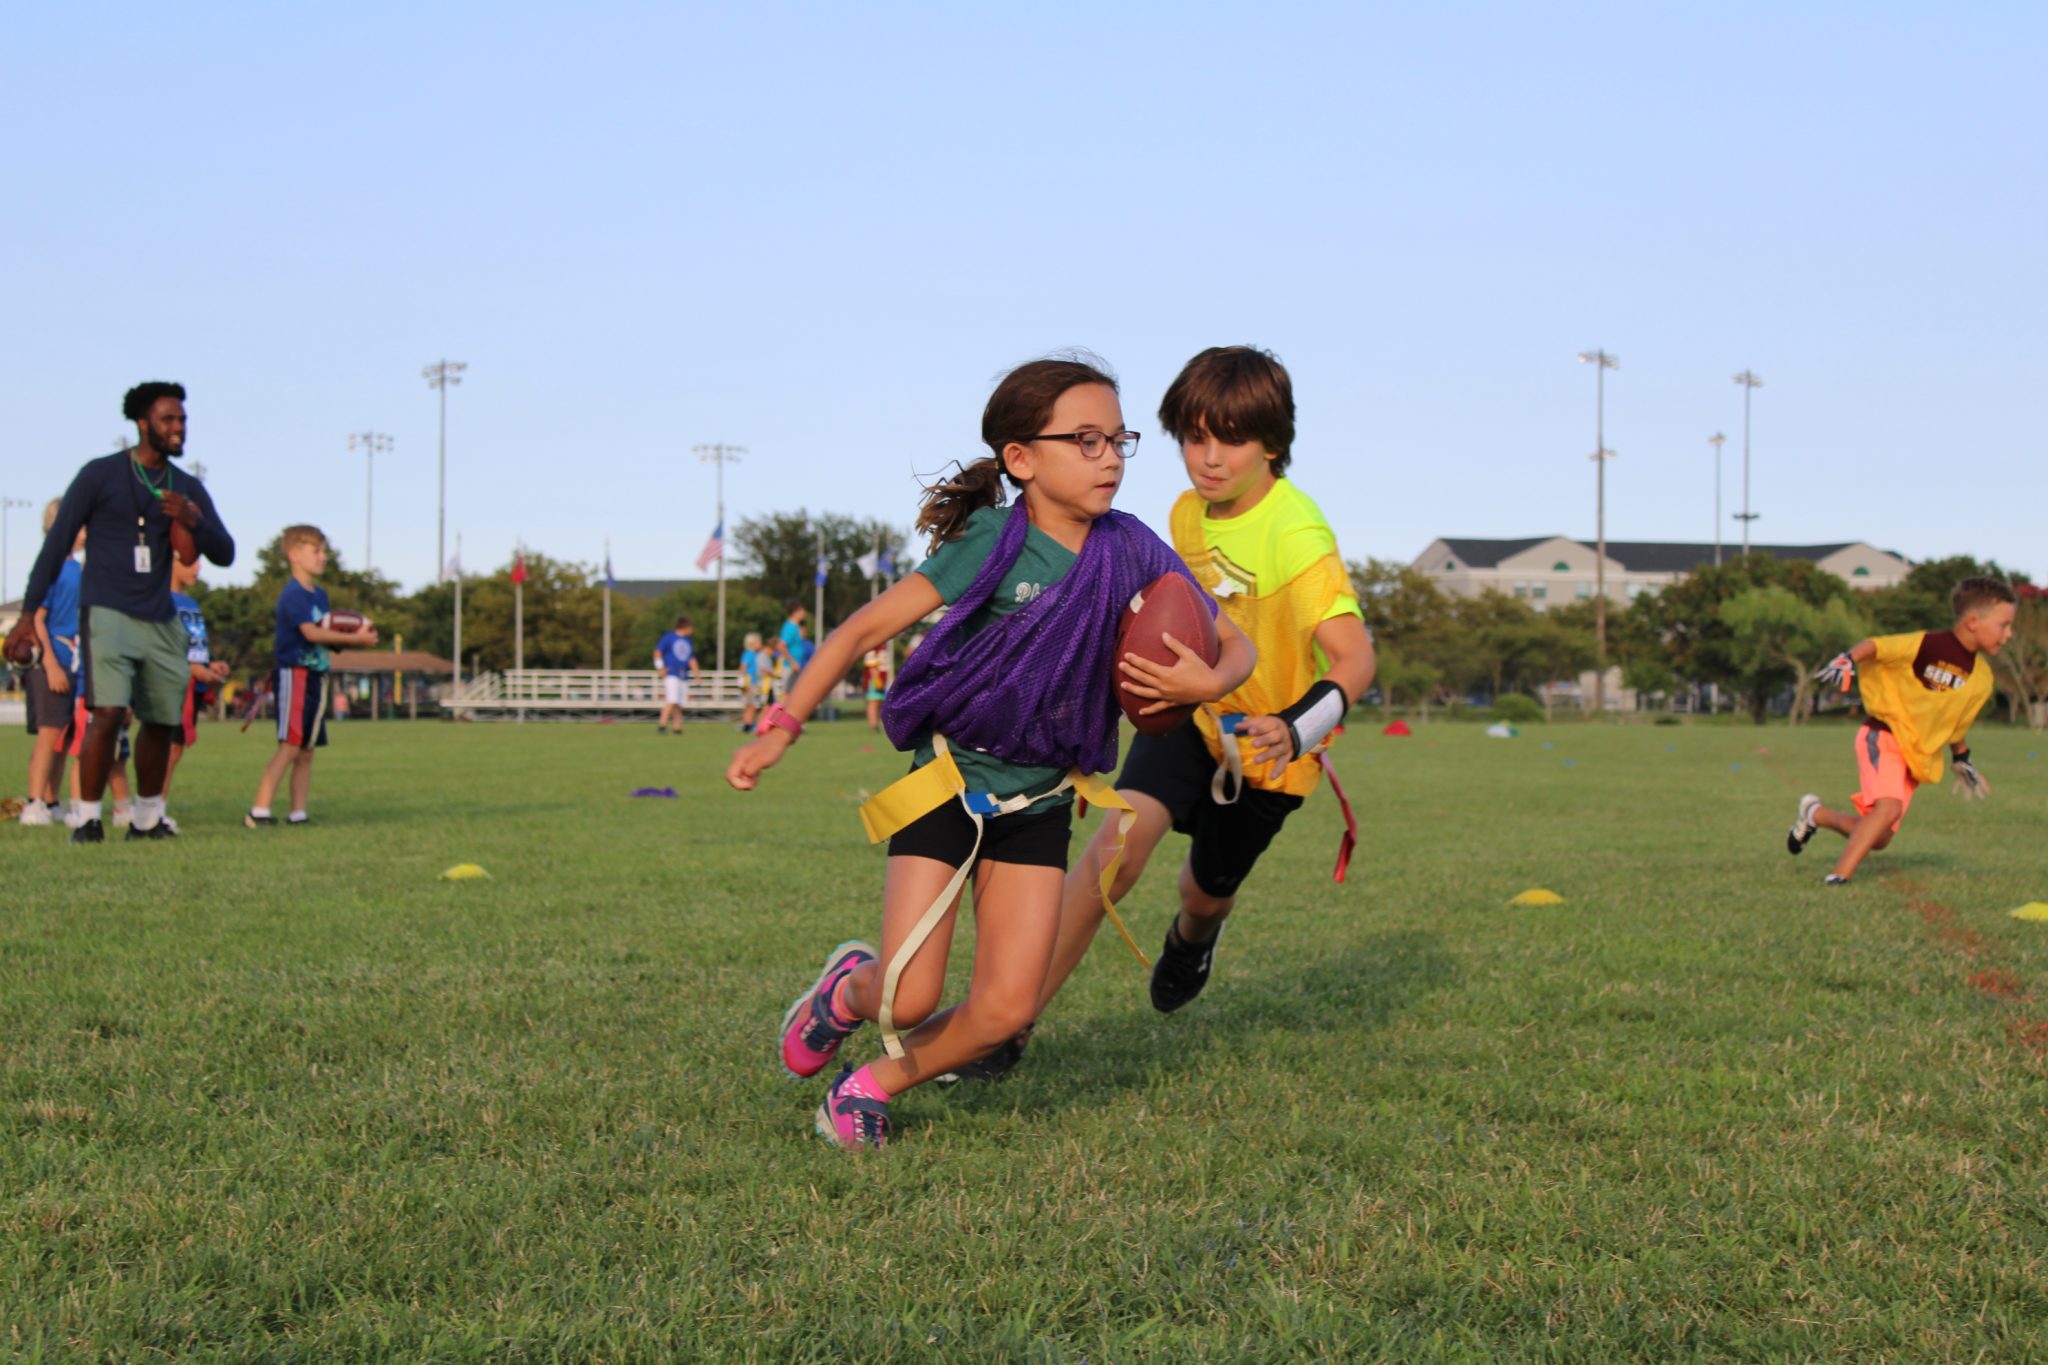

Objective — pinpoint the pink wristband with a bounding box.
[756,704,803,741]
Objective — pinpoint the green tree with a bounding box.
[635,582,779,671]
[732,511,913,631]
[1994,585,2048,730]
[1624,556,1858,723]
[1865,554,2031,634]
[1348,558,1449,651]
[1374,650,1443,721]
[1720,585,1870,725]
[455,554,610,671]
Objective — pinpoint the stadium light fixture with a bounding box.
[423,360,468,581]
[348,432,394,574]
[1578,350,1619,714]
[1732,371,1764,555]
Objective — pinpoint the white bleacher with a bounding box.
[444,668,750,720]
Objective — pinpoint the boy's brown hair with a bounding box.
[1952,575,2017,619]
[281,525,327,555]
[1158,345,1296,475]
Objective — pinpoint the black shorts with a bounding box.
[887,793,1074,870]
[1118,723,1304,899]
[26,667,73,732]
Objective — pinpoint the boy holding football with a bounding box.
[1787,575,2016,884]
[961,345,1376,1079]
[246,526,377,827]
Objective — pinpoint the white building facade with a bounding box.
[1413,536,1910,608]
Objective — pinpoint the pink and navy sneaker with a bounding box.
[815,1064,890,1149]
[779,940,875,1078]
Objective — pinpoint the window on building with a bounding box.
[1444,560,1456,571]
[1576,582,1593,599]
[1531,584,1548,600]
[1512,581,1529,599]
[1552,561,1570,572]
[1853,567,1870,577]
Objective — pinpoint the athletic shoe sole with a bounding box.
[778,939,875,1080]
[1786,794,1821,856]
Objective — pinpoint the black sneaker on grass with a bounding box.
[1786,794,1821,856]
[940,1023,1035,1085]
[124,821,176,841]
[70,819,105,845]
[1150,922,1221,1013]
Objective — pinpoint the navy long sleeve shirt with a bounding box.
[22,452,235,622]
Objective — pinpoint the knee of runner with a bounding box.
[964,987,1037,1044]
[886,981,943,1031]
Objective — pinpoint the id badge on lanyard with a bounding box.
[135,519,152,575]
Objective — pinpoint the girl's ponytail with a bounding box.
[916,456,1009,550]
[917,352,1120,552]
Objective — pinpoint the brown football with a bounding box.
[1114,572,1219,735]
[170,520,198,566]
[324,610,368,634]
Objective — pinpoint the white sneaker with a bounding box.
[162,815,179,833]
[64,806,84,829]
[1786,794,1821,855]
[112,804,133,829]
[17,800,54,826]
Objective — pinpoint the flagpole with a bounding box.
[514,543,525,725]
[814,523,825,640]
[452,533,463,702]
[602,536,612,677]
[694,444,745,670]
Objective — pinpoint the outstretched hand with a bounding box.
[1952,758,1991,801]
[1119,632,1226,716]
[1813,653,1855,693]
[726,731,793,791]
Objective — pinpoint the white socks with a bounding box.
[133,795,166,831]
[78,800,103,823]
[250,806,272,819]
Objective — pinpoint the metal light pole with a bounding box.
[0,496,30,605]
[422,360,467,580]
[1707,433,1726,567]
[1732,371,1763,555]
[694,443,745,669]
[1577,350,1619,714]
[347,431,392,574]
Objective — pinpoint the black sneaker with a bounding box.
[244,811,276,829]
[70,819,105,845]
[941,1023,1035,1085]
[1150,922,1221,1013]
[125,821,176,841]
[1786,794,1821,856]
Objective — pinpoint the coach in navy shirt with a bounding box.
[21,381,234,843]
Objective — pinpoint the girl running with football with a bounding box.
[726,355,1254,1149]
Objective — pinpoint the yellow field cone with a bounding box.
[1508,888,1564,906]
[2009,902,2048,922]
[439,863,491,881]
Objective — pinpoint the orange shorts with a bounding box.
[1851,723,1917,832]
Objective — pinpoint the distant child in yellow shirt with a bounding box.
[1787,576,2016,884]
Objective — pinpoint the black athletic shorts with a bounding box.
[887,792,1075,870]
[1117,722,1304,899]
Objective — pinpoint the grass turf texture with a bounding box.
[3,718,2046,1361]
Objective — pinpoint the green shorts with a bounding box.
[81,605,191,728]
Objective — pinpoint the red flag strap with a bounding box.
[1318,752,1359,884]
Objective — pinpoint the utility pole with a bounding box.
[1732,370,1764,555]
[452,533,464,697]
[347,431,392,574]
[0,496,30,605]
[422,359,467,580]
[1708,433,1726,567]
[1577,349,1619,715]
[694,443,745,669]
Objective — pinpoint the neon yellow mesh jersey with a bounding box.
[1169,479,1361,797]
[1856,629,1994,784]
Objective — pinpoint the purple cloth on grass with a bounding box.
[884,502,1211,775]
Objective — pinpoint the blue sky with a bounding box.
[3,2,2041,596]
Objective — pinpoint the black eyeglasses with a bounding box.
[1025,430,1140,460]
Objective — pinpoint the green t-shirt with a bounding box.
[909,504,1078,803]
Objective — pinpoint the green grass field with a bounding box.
[3,714,2046,1361]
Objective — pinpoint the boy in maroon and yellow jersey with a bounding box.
[1788,575,2016,884]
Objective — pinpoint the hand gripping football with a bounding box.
[1114,573,1218,736]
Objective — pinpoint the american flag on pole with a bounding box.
[511,550,528,586]
[695,520,725,572]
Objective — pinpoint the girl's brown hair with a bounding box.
[916,354,1118,550]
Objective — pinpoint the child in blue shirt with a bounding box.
[654,616,696,734]
[246,526,377,827]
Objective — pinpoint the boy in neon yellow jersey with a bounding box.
[955,346,1376,1080]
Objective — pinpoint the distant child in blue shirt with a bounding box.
[737,631,764,732]
[246,525,378,827]
[18,502,83,826]
[780,602,811,668]
[654,616,696,734]
[162,551,231,824]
